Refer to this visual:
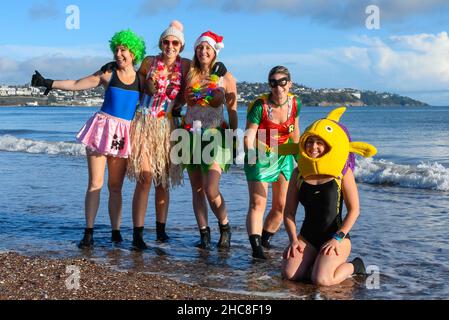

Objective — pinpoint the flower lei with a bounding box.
[147,55,182,117]
[191,74,220,107]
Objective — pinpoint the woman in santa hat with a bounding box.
[182,30,238,250]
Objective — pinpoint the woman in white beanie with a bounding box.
[183,30,238,250]
[127,20,191,249]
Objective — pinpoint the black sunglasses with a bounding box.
[162,39,180,47]
[269,77,289,88]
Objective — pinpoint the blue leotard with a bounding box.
[100,71,141,121]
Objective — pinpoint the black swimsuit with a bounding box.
[298,179,349,250]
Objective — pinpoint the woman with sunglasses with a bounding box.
[31,29,146,248]
[244,66,301,259]
[126,21,190,249]
[183,31,238,250]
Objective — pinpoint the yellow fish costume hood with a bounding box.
[279,107,377,180]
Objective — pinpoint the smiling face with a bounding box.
[161,35,182,59]
[269,72,292,101]
[114,45,135,68]
[195,41,216,67]
[305,135,329,158]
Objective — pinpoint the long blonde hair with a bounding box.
[186,53,217,86]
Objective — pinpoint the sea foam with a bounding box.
[2,134,448,191]
[0,135,85,157]
[355,158,449,191]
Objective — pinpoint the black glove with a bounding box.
[211,62,227,77]
[31,71,53,96]
[100,61,117,73]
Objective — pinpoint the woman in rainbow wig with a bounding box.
[182,30,237,250]
[31,29,146,248]
[244,66,301,259]
[279,107,377,286]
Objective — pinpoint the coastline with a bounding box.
[0,252,268,300]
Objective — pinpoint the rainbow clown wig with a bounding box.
[109,29,146,65]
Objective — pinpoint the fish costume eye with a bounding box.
[276,107,377,185]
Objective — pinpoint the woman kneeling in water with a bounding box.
[281,107,376,286]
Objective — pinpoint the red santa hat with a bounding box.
[194,31,224,54]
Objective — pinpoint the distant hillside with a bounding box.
[1,82,428,107]
[237,82,429,107]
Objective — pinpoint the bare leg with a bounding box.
[106,156,127,230]
[245,180,268,257]
[130,174,152,250]
[155,184,169,224]
[84,150,107,228]
[263,173,288,233]
[246,181,268,235]
[204,162,232,248]
[188,168,208,228]
[188,168,211,249]
[311,239,353,286]
[282,236,318,281]
[204,162,228,225]
[155,184,170,241]
[131,153,152,228]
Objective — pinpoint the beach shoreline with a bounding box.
[0,252,269,300]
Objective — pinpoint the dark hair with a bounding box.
[268,66,291,81]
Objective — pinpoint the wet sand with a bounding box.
[0,252,269,300]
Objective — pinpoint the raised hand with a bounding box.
[100,61,117,74]
[211,62,227,77]
[31,71,54,96]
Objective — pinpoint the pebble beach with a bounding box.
[0,252,269,300]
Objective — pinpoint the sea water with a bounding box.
[0,105,448,299]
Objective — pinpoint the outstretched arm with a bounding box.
[52,71,103,91]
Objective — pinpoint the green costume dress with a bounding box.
[244,94,300,182]
[180,76,233,174]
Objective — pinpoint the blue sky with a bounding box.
[1,0,449,105]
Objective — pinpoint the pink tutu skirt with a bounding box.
[76,112,131,158]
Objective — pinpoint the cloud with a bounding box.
[192,0,449,28]
[0,56,109,85]
[2,32,449,104]
[0,44,111,85]
[0,45,109,61]
[137,0,181,15]
[0,58,19,74]
[222,31,449,104]
[352,32,449,90]
[28,0,58,20]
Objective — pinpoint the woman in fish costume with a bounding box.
[279,107,377,286]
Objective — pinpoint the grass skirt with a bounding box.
[127,111,183,189]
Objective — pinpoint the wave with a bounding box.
[1,134,448,191]
[0,129,74,136]
[355,158,449,191]
[0,135,85,156]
